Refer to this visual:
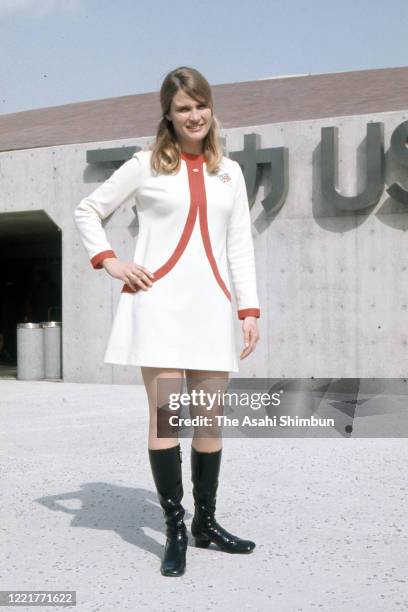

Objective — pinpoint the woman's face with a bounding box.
[166,89,212,152]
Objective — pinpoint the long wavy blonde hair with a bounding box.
[149,66,224,176]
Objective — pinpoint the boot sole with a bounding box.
[160,568,186,576]
[194,536,255,553]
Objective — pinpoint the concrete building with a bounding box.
[0,65,407,384]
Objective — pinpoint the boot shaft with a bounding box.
[190,446,222,510]
[148,444,188,576]
[148,443,184,508]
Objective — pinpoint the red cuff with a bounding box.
[238,308,260,320]
[91,250,117,269]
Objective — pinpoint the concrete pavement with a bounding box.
[1,379,407,611]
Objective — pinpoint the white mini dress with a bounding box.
[74,149,260,372]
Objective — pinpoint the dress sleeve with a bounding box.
[226,161,261,320]
[73,152,142,269]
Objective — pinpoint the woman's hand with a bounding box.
[102,258,154,291]
[240,316,260,360]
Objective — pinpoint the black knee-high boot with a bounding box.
[191,445,256,553]
[148,443,188,576]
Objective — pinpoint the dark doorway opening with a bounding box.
[0,211,62,378]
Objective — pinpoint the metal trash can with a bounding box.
[41,321,62,379]
[16,323,44,381]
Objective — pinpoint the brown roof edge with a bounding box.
[0,65,407,152]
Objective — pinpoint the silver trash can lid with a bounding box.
[17,322,41,329]
[40,321,62,327]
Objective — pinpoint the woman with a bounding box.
[74,66,261,577]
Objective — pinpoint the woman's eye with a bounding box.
[178,105,207,111]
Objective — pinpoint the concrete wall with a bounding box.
[230,109,408,379]
[1,109,407,384]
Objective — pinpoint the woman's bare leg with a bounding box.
[142,366,188,576]
[141,366,184,450]
[185,369,230,453]
[186,369,256,553]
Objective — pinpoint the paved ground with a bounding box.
[1,379,407,611]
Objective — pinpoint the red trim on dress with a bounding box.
[121,151,231,299]
[91,249,117,269]
[196,173,231,302]
[180,151,203,160]
[238,308,260,320]
[121,157,199,293]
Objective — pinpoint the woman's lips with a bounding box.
[186,124,204,131]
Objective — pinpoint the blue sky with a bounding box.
[0,0,407,116]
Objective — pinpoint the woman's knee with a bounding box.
[141,367,184,437]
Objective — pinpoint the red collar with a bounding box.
[181,151,204,162]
